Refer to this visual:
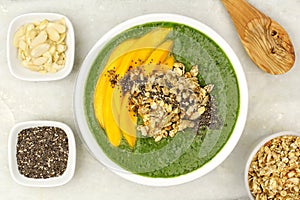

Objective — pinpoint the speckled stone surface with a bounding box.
[0,0,299,199]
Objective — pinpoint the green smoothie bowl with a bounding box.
[74,14,248,186]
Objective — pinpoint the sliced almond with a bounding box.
[13,26,25,47]
[49,22,66,33]
[24,53,31,61]
[48,44,56,54]
[14,35,25,48]
[43,52,53,64]
[57,59,65,65]
[25,28,35,40]
[33,21,40,26]
[18,40,27,51]
[30,30,47,47]
[13,36,21,48]
[55,18,65,26]
[32,56,48,65]
[56,44,66,53]
[27,30,38,40]
[57,33,66,44]
[48,68,57,73]
[52,63,64,70]
[22,60,33,68]
[25,23,35,32]
[18,49,25,60]
[53,51,59,62]
[31,43,50,57]
[46,26,60,42]
[14,26,25,38]
[39,19,49,30]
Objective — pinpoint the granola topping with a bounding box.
[119,63,213,142]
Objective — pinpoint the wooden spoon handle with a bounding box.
[221,0,295,74]
[221,0,265,36]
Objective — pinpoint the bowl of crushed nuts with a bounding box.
[74,13,248,186]
[245,131,300,199]
[8,120,76,187]
[7,13,75,81]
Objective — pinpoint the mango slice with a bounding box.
[143,40,173,65]
[94,28,174,148]
[119,92,137,148]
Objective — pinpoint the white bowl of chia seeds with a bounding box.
[8,120,76,187]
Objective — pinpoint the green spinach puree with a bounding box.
[84,22,240,177]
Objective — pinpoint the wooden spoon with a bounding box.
[221,0,295,74]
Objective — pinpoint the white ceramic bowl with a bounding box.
[8,120,76,187]
[244,131,300,199]
[74,13,248,186]
[7,13,75,81]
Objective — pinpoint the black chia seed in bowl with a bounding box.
[16,126,69,179]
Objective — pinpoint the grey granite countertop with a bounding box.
[0,0,299,199]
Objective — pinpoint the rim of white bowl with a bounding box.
[244,131,300,199]
[74,13,248,186]
[8,120,76,187]
[7,12,75,81]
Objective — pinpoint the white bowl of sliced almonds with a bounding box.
[7,13,75,81]
[245,131,300,200]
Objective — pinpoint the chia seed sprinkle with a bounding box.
[16,126,69,179]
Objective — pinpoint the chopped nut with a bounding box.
[162,130,168,138]
[287,170,296,178]
[173,62,185,76]
[288,178,299,185]
[169,130,176,137]
[198,106,206,115]
[280,191,287,197]
[138,126,148,136]
[190,65,199,77]
[204,84,214,93]
[154,135,162,142]
[184,72,192,78]
[248,135,300,199]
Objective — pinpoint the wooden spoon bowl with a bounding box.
[221,0,295,74]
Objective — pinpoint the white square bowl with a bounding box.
[7,13,75,81]
[8,120,76,187]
